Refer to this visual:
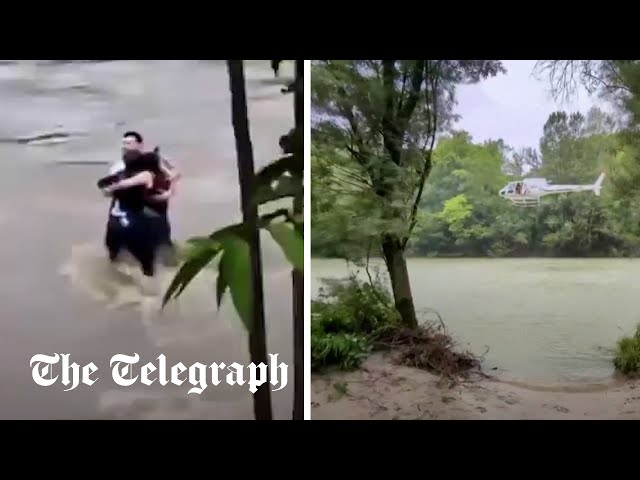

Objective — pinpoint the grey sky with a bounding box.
[454,60,603,152]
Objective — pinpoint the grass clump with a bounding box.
[311,272,480,377]
[613,324,640,375]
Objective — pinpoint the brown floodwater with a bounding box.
[0,60,296,419]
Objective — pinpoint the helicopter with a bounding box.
[499,172,605,207]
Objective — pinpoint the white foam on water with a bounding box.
[60,242,294,419]
[59,242,231,348]
[25,137,70,146]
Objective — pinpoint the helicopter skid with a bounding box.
[508,196,540,207]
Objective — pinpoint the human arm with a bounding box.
[148,189,172,202]
[161,157,181,183]
[146,158,180,202]
[97,173,121,190]
[148,173,177,202]
[103,171,153,192]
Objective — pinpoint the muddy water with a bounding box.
[0,60,295,419]
[311,258,640,386]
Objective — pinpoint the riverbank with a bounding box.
[311,352,640,420]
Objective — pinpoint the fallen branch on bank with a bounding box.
[374,321,483,378]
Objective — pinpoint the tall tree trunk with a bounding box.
[381,234,418,329]
[292,59,304,420]
[226,60,273,420]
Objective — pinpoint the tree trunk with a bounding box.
[292,59,304,420]
[226,60,273,420]
[381,234,418,329]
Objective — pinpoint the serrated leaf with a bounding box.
[162,241,221,308]
[220,236,253,331]
[266,222,304,271]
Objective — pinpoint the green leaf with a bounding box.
[253,174,303,206]
[254,154,302,187]
[208,223,253,243]
[216,255,228,308]
[162,240,221,308]
[291,213,303,224]
[186,236,217,246]
[220,236,253,331]
[292,215,303,236]
[266,221,304,271]
[205,209,290,244]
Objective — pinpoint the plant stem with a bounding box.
[227,59,273,420]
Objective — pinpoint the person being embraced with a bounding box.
[145,146,180,261]
[98,150,165,284]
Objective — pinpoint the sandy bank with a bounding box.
[311,353,640,420]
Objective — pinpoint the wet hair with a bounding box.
[126,151,161,175]
[123,131,143,144]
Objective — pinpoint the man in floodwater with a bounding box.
[109,131,181,263]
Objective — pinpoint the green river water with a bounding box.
[311,257,640,385]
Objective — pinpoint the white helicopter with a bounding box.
[499,172,605,207]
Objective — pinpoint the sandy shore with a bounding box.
[311,353,640,420]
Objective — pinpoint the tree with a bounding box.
[534,108,622,256]
[534,61,640,250]
[533,61,636,103]
[163,61,304,420]
[503,147,540,177]
[312,60,505,328]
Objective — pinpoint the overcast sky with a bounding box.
[454,60,603,152]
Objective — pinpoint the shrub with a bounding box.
[613,324,640,375]
[311,270,481,377]
[311,273,400,372]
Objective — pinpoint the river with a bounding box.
[0,60,295,419]
[311,257,640,385]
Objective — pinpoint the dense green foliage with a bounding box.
[313,60,640,260]
[312,60,506,327]
[614,324,640,375]
[313,105,640,258]
[311,274,400,371]
[311,271,480,376]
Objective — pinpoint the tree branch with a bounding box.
[402,61,439,249]
[398,64,409,113]
[332,163,372,188]
[381,60,399,167]
[399,61,426,128]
